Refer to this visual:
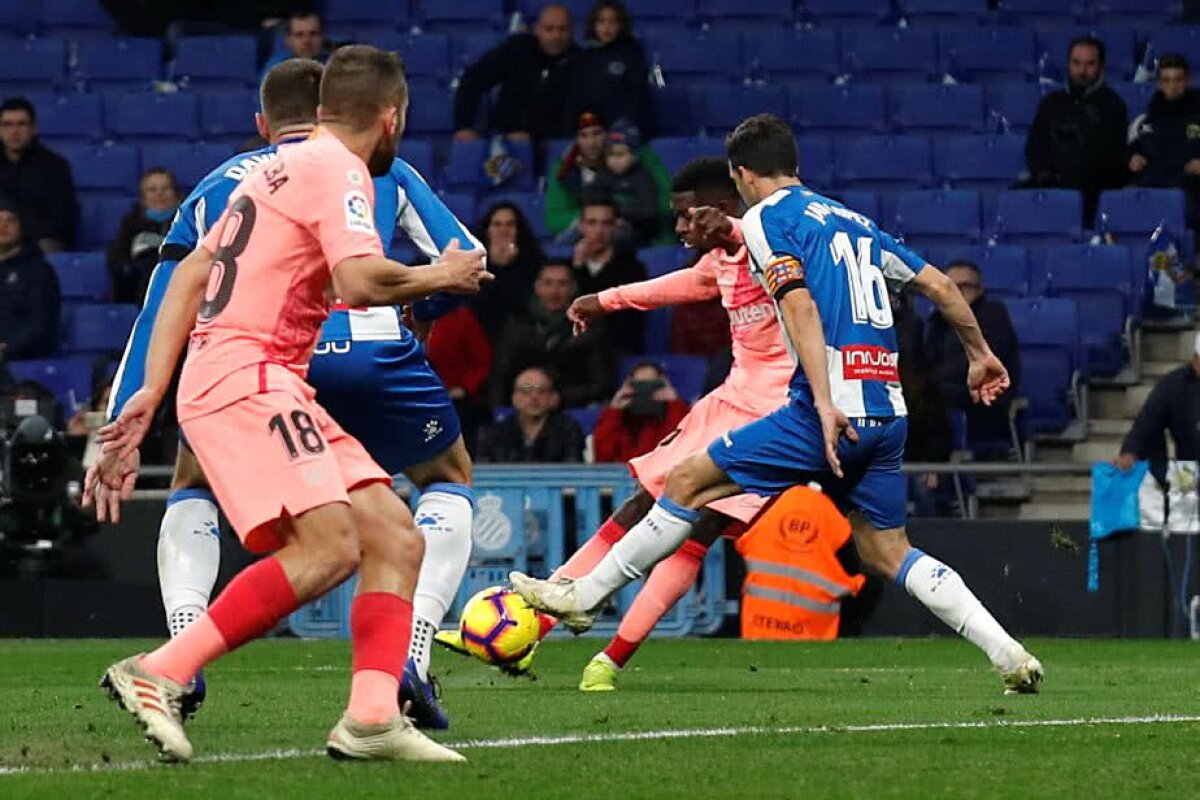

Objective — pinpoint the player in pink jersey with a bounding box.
[85,46,489,763]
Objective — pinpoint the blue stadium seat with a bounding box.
[1041,243,1134,377]
[397,139,436,181]
[894,190,982,246]
[565,406,603,435]
[834,190,880,221]
[643,307,672,353]
[1092,0,1181,26]
[891,84,986,134]
[986,81,1057,133]
[627,0,698,23]
[104,91,199,142]
[1109,81,1157,119]
[173,36,257,88]
[61,143,140,195]
[797,134,835,189]
[940,26,1038,83]
[447,138,536,192]
[934,244,1031,297]
[700,84,788,133]
[837,135,933,188]
[47,252,110,301]
[0,4,37,36]
[450,31,505,75]
[995,0,1081,26]
[800,0,891,25]
[638,245,689,278]
[619,354,708,403]
[1146,26,1200,69]
[74,37,161,88]
[487,192,547,239]
[78,195,133,249]
[64,303,139,355]
[37,0,115,37]
[7,357,93,412]
[652,31,742,80]
[419,0,506,32]
[1097,188,1187,240]
[141,142,232,190]
[381,33,450,82]
[752,29,840,83]
[406,80,453,135]
[698,0,793,25]
[25,92,103,144]
[438,191,477,229]
[841,27,939,82]
[791,85,887,135]
[901,0,987,25]
[0,38,67,90]
[652,85,703,136]
[199,89,258,141]
[939,134,1027,190]
[650,136,725,179]
[1002,296,1082,433]
[995,189,1083,246]
[324,0,410,28]
[1036,26,1137,83]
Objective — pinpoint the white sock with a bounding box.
[157,490,220,638]
[898,549,1025,671]
[575,500,698,611]
[411,485,474,681]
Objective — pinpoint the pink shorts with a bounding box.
[181,384,390,554]
[628,392,769,525]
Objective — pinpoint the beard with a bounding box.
[367,130,399,177]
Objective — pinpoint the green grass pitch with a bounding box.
[2,637,1199,799]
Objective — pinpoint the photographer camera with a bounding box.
[593,361,688,464]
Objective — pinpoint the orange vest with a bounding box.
[735,485,866,640]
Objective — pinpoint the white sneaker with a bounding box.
[1000,653,1044,695]
[509,571,597,633]
[99,655,193,762]
[326,713,466,762]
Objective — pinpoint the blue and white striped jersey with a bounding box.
[740,185,926,418]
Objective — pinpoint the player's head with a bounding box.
[534,261,577,314]
[256,58,323,142]
[671,156,742,248]
[725,113,798,206]
[318,45,408,177]
[512,366,559,420]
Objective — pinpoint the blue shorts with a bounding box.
[707,401,908,530]
[308,334,461,475]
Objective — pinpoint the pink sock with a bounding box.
[140,555,298,685]
[346,592,410,724]
[606,539,708,666]
[540,517,629,639]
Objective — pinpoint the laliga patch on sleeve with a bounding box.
[763,254,805,296]
[344,191,375,235]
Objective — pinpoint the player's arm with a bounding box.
[570,266,717,333]
[332,239,489,307]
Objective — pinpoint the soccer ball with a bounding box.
[459,585,540,665]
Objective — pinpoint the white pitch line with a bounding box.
[2,714,1199,777]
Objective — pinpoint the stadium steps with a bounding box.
[1018,500,1091,520]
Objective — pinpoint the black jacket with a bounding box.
[593,160,661,246]
[476,412,585,463]
[1025,81,1129,196]
[0,243,61,359]
[1130,89,1200,187]
[564,35,653,135]
[573,251,647,357]
[106,204,172,303]
[0,139,78,247]
[490,310,615,409]
[925,293,1022,409]
[453,34,576,139]
[1120,363,1200,463]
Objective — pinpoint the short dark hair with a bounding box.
[513,364,557,392]
[140,167,179,192]
[261,58,322,130]
[945,259,981,278]
[1158,53,1189,75]
[286,10,322,35]
[319,45,407,129]
[626,360,664,379]
[726,113,798,179]
[579,190,616,214]
[1069,35,1106,66]
[538,261,575,281]
[671,156,737,199]
[0,97,35,123]
[585,0,632,41]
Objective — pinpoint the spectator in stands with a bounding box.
[0,196,60,360]
[259,10,327,80]
[453,4,576,143]
[472,201,545,339]
[570,194,647,355]
[1128,54,1200,226]
[594,122,663,246]
[593,360,688,464]
[565,0,653,137]
[0,98,78,254]
[67,378,113,438]
[1115,331,1200,472]
[106,168,181,304]
[546,110,611,238]
[925,259,1021,454]
[476,366,585,463]
[1024,36,1129,224]
[425,305,494,451]
[898,324,954,517]
[490,262,614,409]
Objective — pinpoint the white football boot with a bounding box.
[99,655,194,762]
[508,572,597,633]
[326,713,466,762]
[1000,652,1044,695]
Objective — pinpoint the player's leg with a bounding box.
[158,445,219,640]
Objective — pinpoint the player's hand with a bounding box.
[96,388,161,461]
[817,403,857,479]
[967,353,1010,406]
[83,446,140,523]
[687,206,735,248]
[437,239,492,294]
[568,294,605,334]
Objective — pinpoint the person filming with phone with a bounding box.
[593,361,689,464]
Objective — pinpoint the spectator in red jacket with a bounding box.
[593,360,688,464]
[425,304,494,448]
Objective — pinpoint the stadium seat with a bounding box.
[449,31,505,75]
[173,36,257,88]
[652,85,703,136]
[699,0,792,23]
[1042,244,1134,377]
[0,38,67,90]
[323,0,410,28]
[379,33,450,82]
[0,4,37,36]
[1092,0,1182,26]
[834,190,880,221]
[891,84,986,134]
[1109,81,1157,119]
[940,26,1038,83]
[1147,26,1200,69]
[651,136,723,179]
[752,29,840,83]
[837,135,933,189]
[24,92,103,144]
[841,27,939,82]
[7,357,94,412]
[397,139,436,181]
[406,80,453,135]
[637,245,689,278]
[986,81,1057,134]
[419,0,506,32]
[63,303,139,355]
[939,134,1027,190]
[565,406,604,435]
[61,143,140,195]
[487,192,547,240]
[619,354,708,403]
[652,31,742,81]
[900,0,986,26]
[446,138,536,192]
[800,0,891,25]
[934,243,1031,297]
[700,84,788,133]
[894,190,982,246]
[104,91,199,143]
[47,252,110,302]
[141,142,232,190]
[38,0,115,37]
[627,0,698,24]
[1036,26,1137,83]
[791,85,887,135]
[643,306,672,353]
[994,189,1083,246]
[797,134,835,190]
[78,195,133,249]
[198,89,258,141]
[1097,188,1187,240]
[994,0,1081,26]
[1002,296,1082,433]
[74,37,161,89]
